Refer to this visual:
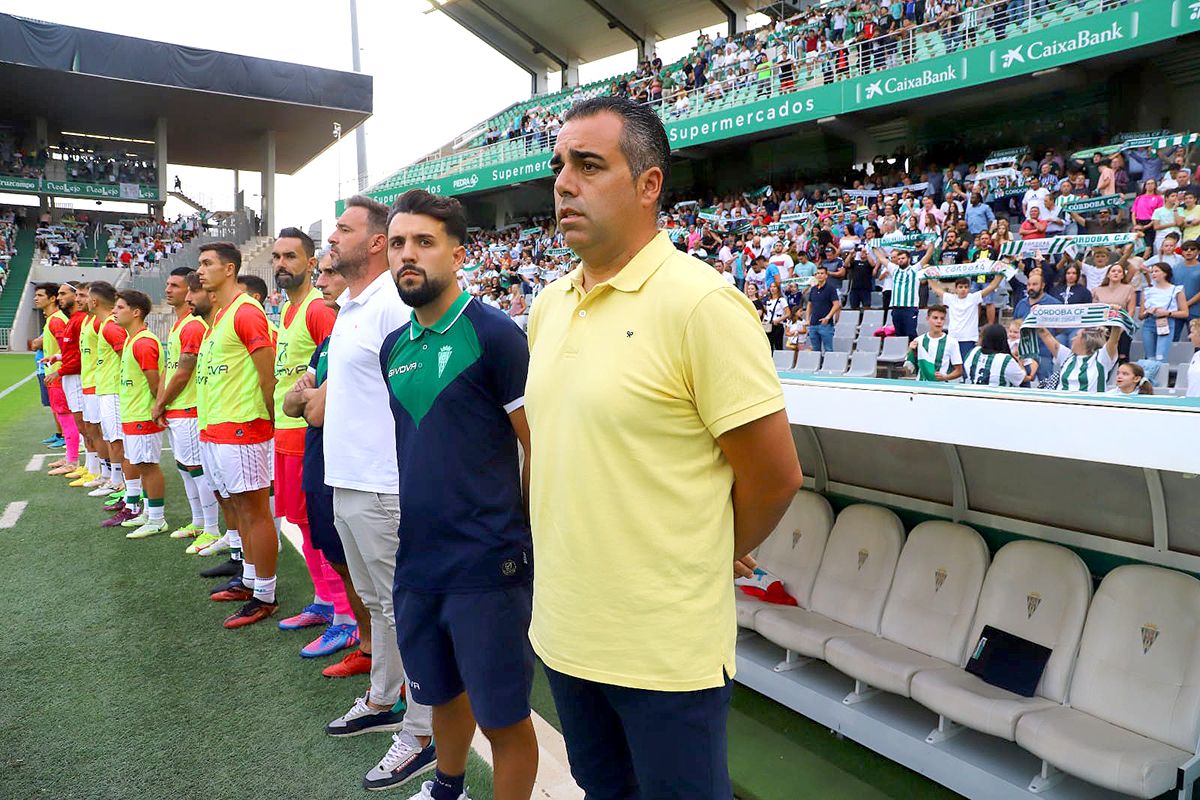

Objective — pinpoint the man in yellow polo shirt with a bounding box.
[525,96,804,798]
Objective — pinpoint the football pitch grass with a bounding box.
[0,352,955,800]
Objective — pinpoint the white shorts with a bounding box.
[167,417,202,467]
[200,439,273,497]
[61,374,84,413]
[99,394,123,442]
[83,393,102,424]
[124,431,163,465]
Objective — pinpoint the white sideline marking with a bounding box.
[0,372,35,402]
[279,522,581,797]
[25,454,52,472]
[0,501,28,528]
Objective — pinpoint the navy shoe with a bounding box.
[363,732,438,791]
[326,693,406,738]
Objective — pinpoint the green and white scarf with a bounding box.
[1060,194,1125,215]
[999,238,1074,258]
[545,246,577,259]
[918,259,1015,282]
[1017,303,1135,360]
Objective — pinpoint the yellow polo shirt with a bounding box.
[525,231,784,691]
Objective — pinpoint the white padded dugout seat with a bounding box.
[1015,565,1200,798]
[825,521,989,697]
[736,491,834,629]
[910,540,1092,741]
[755,504,905,660]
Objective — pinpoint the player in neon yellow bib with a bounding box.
[113,290,169,539]
[269,228,351,651]
[32,284,67,448]
[151,267,221,543]
[197,242,279,629]
[77,284,111,488]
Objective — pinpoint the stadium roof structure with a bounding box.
[0,13,372,175]
[431,0,761,79]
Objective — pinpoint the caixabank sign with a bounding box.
[353,0,1197,207]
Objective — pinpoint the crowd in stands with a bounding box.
[0,127,157,186]
[34,212,203,270]
[453,131,1200,396]
[425,0,1112,184]
[0,206,23,293]
[53,137,157,186]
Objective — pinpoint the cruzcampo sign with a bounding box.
[351,0,1197,210]
[0,174,159,201]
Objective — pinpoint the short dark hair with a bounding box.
[201,242,242,274]
[35,282,59,297]
[562,95,672,209]
[388,190,468,245]
[954,277,971,287]
[927,303,948,316]
[89,281,117,305]
[277,226,316,258]
[815,264,828,273]
[344,195,389,235]
[170,266,195,278]
[237,274,269,300]
[184,272,202,291]
[117,289,152,320]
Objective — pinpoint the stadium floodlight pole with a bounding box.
[350,0,368,191]
[333,122,342,201]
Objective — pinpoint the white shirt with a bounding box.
[324,268,412,493]
[767,253,794,280]
[942,290,986,342]
[1188,351,1200,398]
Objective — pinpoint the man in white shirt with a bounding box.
[1022,176,1049,219]
[322,196,435,788]
[928,275,1003,360]
[766,240,794,281]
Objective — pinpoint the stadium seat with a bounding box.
[825,522,989,699]
[1014,565,1200,798]
[854,334,882,355]
[860,309,884,331]
[877,336,910,375]
[845,352,878,378]
[737,491,835,629]
[838,309,861,328]
[1168,341,1192,370]
[772,349,796,370]
[755,505,906,661]
[789,350,822,374]
[909,540,1092,741]
[1175,369,1190,396]
[1129,340,1146,362]
[1152,366,1170,390]
[832,335,855,353]
[816,352,850,376]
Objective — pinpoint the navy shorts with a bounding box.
[37,373,49,407]
[543,664,734,800]
[394,583,534,730]
[304,488,344,565]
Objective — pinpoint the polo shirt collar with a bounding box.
[567,231,674,295]
[410,291,471,340]
[337,267,392,308]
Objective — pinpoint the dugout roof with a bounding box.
[432,0,761,76]
[0,13,372,174]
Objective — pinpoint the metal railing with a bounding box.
[372,0,1115,191]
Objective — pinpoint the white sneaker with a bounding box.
[83,476,107,488]
[198,532,231,556]
[325,692,405,738]
[126,520,170,539]
[363,730,439,791]
[402,780,467,800]
[87,482,117,497]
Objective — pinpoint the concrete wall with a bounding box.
[9,265,127,352]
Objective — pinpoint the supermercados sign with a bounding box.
[350,0,1197,211]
